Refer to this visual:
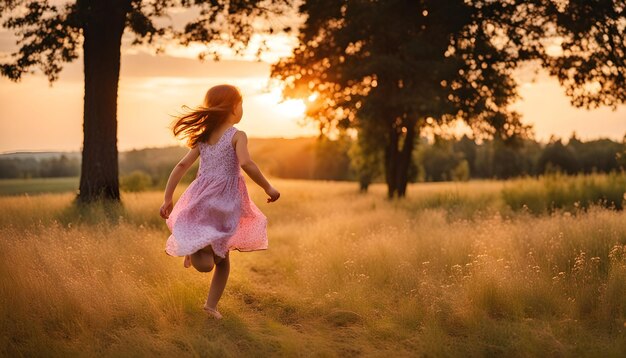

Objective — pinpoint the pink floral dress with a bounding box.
[165,126,268,258]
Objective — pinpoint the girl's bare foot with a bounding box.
[183,255,191,268]
[203,305,223,319]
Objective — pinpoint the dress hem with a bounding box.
[164,246,268,259]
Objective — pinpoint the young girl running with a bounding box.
[159,84,280,320]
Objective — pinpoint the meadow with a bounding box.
[0,177,78,196]
[1,175,626,357]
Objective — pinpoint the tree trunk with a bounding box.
[384,119,417,198]
[77,0,130,203]
[385,124,400,198]
[395,120,417,197]
[358,174,371,193]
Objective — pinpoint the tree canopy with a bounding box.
[1,0,293,82]
[271,0,625,197]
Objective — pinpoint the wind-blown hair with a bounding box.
[171,84,243,147]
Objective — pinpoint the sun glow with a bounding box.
[258,87,307,118]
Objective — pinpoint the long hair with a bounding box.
[171,84,242,147]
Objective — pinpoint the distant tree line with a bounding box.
[412,133,626,182]
[2,134,624,190]
[336,132,626,189]
[0,155,80,179]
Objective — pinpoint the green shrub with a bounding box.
[120,170,153,192]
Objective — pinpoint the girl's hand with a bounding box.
[160,199,173,219]
[265,186,280,203]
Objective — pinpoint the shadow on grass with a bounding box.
[56,197,127,226]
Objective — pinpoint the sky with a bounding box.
[0,23,321,152]
[1,5,625,153]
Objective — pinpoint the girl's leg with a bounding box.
[205,251,230,311]
[214,253,225,265]
[190,245,215,272]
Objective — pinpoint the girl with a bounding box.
[159,84,280,320]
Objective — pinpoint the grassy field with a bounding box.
[2,177,626,356]
[0,177,78,196]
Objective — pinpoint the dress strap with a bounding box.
[224,126,238,147]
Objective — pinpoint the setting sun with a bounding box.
[258,86,307,118]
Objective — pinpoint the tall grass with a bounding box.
[1,179,626,356]
[502,172,626,215]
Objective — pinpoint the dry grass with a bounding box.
[1,178,626,356]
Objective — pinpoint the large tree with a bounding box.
[271,0,625,198]
[1,0,292,203]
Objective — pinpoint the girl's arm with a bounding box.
[159,146,200,219]
[233,130,280,203]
